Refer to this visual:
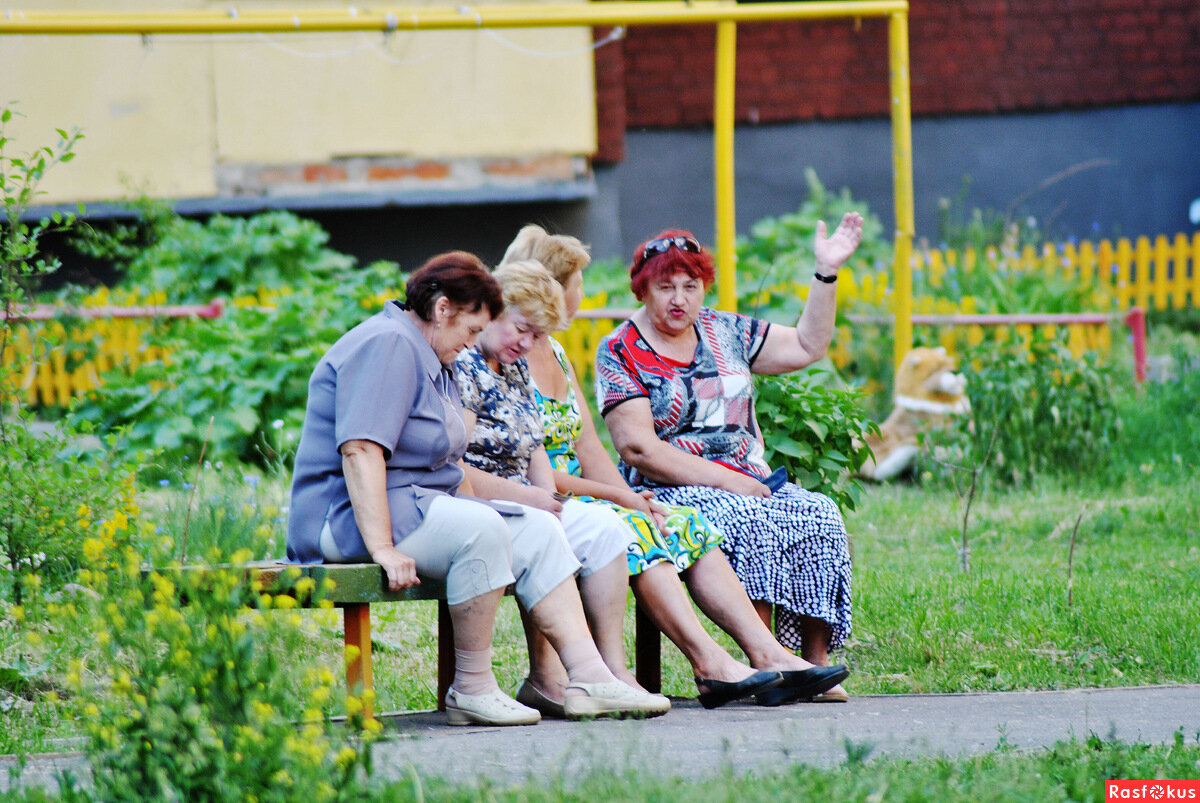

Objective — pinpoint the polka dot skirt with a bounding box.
[652,482,852,652]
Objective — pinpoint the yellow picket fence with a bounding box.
[4,231,1196,406]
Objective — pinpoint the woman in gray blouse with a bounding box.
[288,252,667,724]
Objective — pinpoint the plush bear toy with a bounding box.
[858,346,970,481]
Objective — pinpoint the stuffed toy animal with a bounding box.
[859,346,970,481]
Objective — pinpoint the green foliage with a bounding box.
[66,550,375,802]
[0,416,140,605]
[0,105,82,314]
[1111,344,1200,478]
[81,208,356,303]
[753,363,879,512]
[145,466,289,563]
[736,168,893,320]
[921,332,1120,486]
[68,233,399,471]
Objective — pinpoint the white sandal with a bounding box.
[445,688,541,726]
[563,681,671,720]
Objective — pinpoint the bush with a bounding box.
[754,364,879,512]
[0,416,141,606]
[65,544,376,802]
[1111,343,1200,477]
[921,332,1120,485]
[68,244,399,471]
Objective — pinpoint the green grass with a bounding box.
[376,735,1200,802]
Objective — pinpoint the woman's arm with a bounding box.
[459,408,563,514]
[604,399,770,498]
[752,211,864,376]
[551,359,667,522]
[340,439,420,591]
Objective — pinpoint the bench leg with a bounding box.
[343,602,374,719]
[437,599,454,711]
[634,600,662,693]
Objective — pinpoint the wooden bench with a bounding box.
[165,561,663,719]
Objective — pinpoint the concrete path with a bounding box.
[5,685,1199,794]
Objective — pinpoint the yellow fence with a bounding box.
[4,231,1196,406]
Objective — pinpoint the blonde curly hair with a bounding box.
[500,224,590,288]
[491,258,568,333]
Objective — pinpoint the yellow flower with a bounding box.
[336,746,358,768]
[9,605,24,623]
[344,695,363,716]
[273,594,298,610]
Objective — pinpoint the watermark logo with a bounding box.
[1107,781,1200,800]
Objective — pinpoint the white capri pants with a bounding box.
[320,494,580,609]
[559,498,630,577]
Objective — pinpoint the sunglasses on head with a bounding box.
[642,235,701,261]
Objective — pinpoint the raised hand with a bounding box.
[814,211,865,275]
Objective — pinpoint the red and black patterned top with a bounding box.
[594,307,772,489]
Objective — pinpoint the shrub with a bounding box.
[64,532,376,802]
[68,255,399,472]
[1111,343,1200,478]
[754,364,879,512]
[921,332,1120,485]
[0,416,141,605]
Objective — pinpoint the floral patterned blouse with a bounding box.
[533,339,584,478]
[454,345,543,485]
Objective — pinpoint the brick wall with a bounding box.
[594,0,1200,162]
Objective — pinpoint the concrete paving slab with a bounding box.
[4,685,1198,794]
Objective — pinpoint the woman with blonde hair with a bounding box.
[455,259,675,717]
[496,226,848,708]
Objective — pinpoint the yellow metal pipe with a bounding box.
[713,18,737,313]
[888,11,915,370]
[0,2,906,35]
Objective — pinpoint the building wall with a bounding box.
[1,0,597,208]
[595,0,1200,161]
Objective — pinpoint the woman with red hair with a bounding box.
[596,213,863,703]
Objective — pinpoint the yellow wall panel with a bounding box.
[1,0,596,207]
[0,34,217,202]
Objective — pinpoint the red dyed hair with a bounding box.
[629,229,716,302]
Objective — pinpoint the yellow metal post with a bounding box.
[714,18,738,313]
[888,11,915,370]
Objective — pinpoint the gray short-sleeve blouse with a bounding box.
[287,301,467,563]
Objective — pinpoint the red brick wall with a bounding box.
[593,0,1200,162]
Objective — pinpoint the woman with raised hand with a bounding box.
[492,229,849,709]
[287,252,666,724]
[595,215,863,703]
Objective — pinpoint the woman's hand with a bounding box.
[618,489,668,531]
[518,484,564,516]
[371,544,420,591]
[813,211,865,276]
[721,471,771,498]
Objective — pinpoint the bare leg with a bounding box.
[682,552,818,672]
[519,605,569,701]
[526,578,617,685]
[447,588,506,694]
[448,587,505,651]
[577,555,643,690]
[799,616,832,666]
[752,600,773,631]
[630,562,755,683]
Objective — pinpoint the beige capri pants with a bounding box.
[321,494,581,609]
